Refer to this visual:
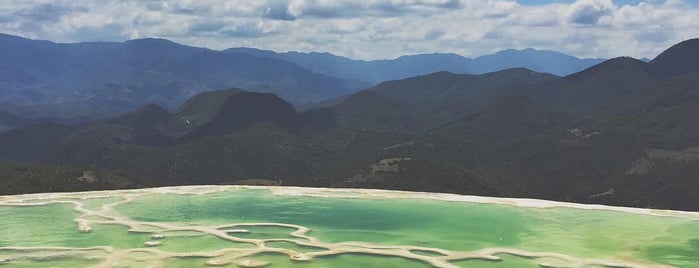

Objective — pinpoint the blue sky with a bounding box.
[0,0,697,60]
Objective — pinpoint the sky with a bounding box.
[0,0,697,60]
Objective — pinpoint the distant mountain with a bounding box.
[0,33,610,120]
[471,48,606,77]
[0,33,366,119]
[225,48,471,84]
[226,47,604,83]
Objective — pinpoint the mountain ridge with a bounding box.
[649,38,699,78]
[225,47,605,83]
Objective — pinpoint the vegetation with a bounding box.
[0,162,142,195]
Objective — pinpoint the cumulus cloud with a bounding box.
[0,0,697,60]
[221,22,277,38]
[318,19,367,34]
[269,0,463,19]
[485,0,517,18]
[286,1,398,19]
[564,0,615,25]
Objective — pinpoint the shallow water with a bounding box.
[0,186,697,267]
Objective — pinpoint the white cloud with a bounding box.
[564,0,615,25]
[0,0,697,60]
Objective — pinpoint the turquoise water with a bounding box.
[0,187,697,267]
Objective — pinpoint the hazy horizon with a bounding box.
[0,0,696,60]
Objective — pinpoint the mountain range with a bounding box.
[1,33,606,121]
[1,37,698,211]
[226,47,606,83]
[0,33,366,119]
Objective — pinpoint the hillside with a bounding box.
[318,68,558,132]
[649,38,699,78]
[0,110,36,133]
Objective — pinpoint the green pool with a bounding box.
[0,186,697,267]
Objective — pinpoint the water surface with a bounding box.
[0,186,696,267]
